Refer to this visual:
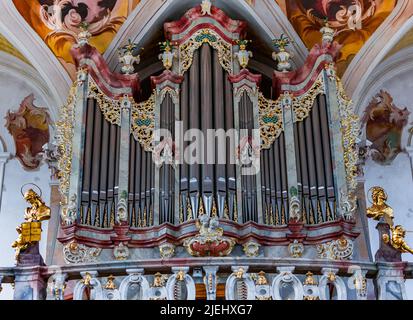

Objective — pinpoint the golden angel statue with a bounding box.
[383,225,413,255]
[366,186,394,226]
[12,185,50,262]
[23,188,51,222]
[11,226,30,262]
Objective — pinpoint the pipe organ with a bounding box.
[56,4,360,259]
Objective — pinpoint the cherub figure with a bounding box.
[23,189,51,222]
[11,226,29,262]
[366,186,394,226]
[383,225,413,254]
[196,214,223,238]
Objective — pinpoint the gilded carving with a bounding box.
[63,241,102,264]
[383,225,413,255]
[336,77,360,194]
[88,78,121,125]
[258,93,283,149]
[178,29,233,75]
[316,237,353,260]
[131,93,155,152]
[292,75,325,122]
[56,82,78,205]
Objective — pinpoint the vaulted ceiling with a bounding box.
[275,0,398,76]
[0,0,413,114]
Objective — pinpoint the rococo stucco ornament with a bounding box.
[159,243,175,259]
[113,242,129,261]
[252,271,272,300]
[116,191,128,224]
[317,237,353,260]
[288,240,304,258]
[60,194,77,226]
[243,240,260,257]
[63,241,102,264]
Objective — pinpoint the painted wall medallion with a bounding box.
[5,94,51,170]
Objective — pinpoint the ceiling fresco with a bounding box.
[276,0,397,76]
[9,1,399,78]
[13,0,140,77]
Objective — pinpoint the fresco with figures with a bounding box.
[275,0,397,75]
[12,0,141,77]
[5,94,51,170]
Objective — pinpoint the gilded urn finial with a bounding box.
[77,21,91,46]
[235,39,253,69]
[118,39,142,74]
[272,34,293,72]
[304,271,317,286]
[320,18,336,44]
[104,275,117,290]
[159,40,177,70]
[256,271,268,285]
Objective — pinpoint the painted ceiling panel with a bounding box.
[275,0,397,75]
[13,0,140,76]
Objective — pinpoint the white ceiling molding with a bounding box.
[355,46,413,117]
[343,0,413,104]
[105,0,308,71]
[0,1,72,113]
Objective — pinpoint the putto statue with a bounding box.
[11,226,30,262]
[383,225,413,255]
[366,186,394,226]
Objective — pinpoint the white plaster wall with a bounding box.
[362,68,413,299]
[0,74,52,300]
